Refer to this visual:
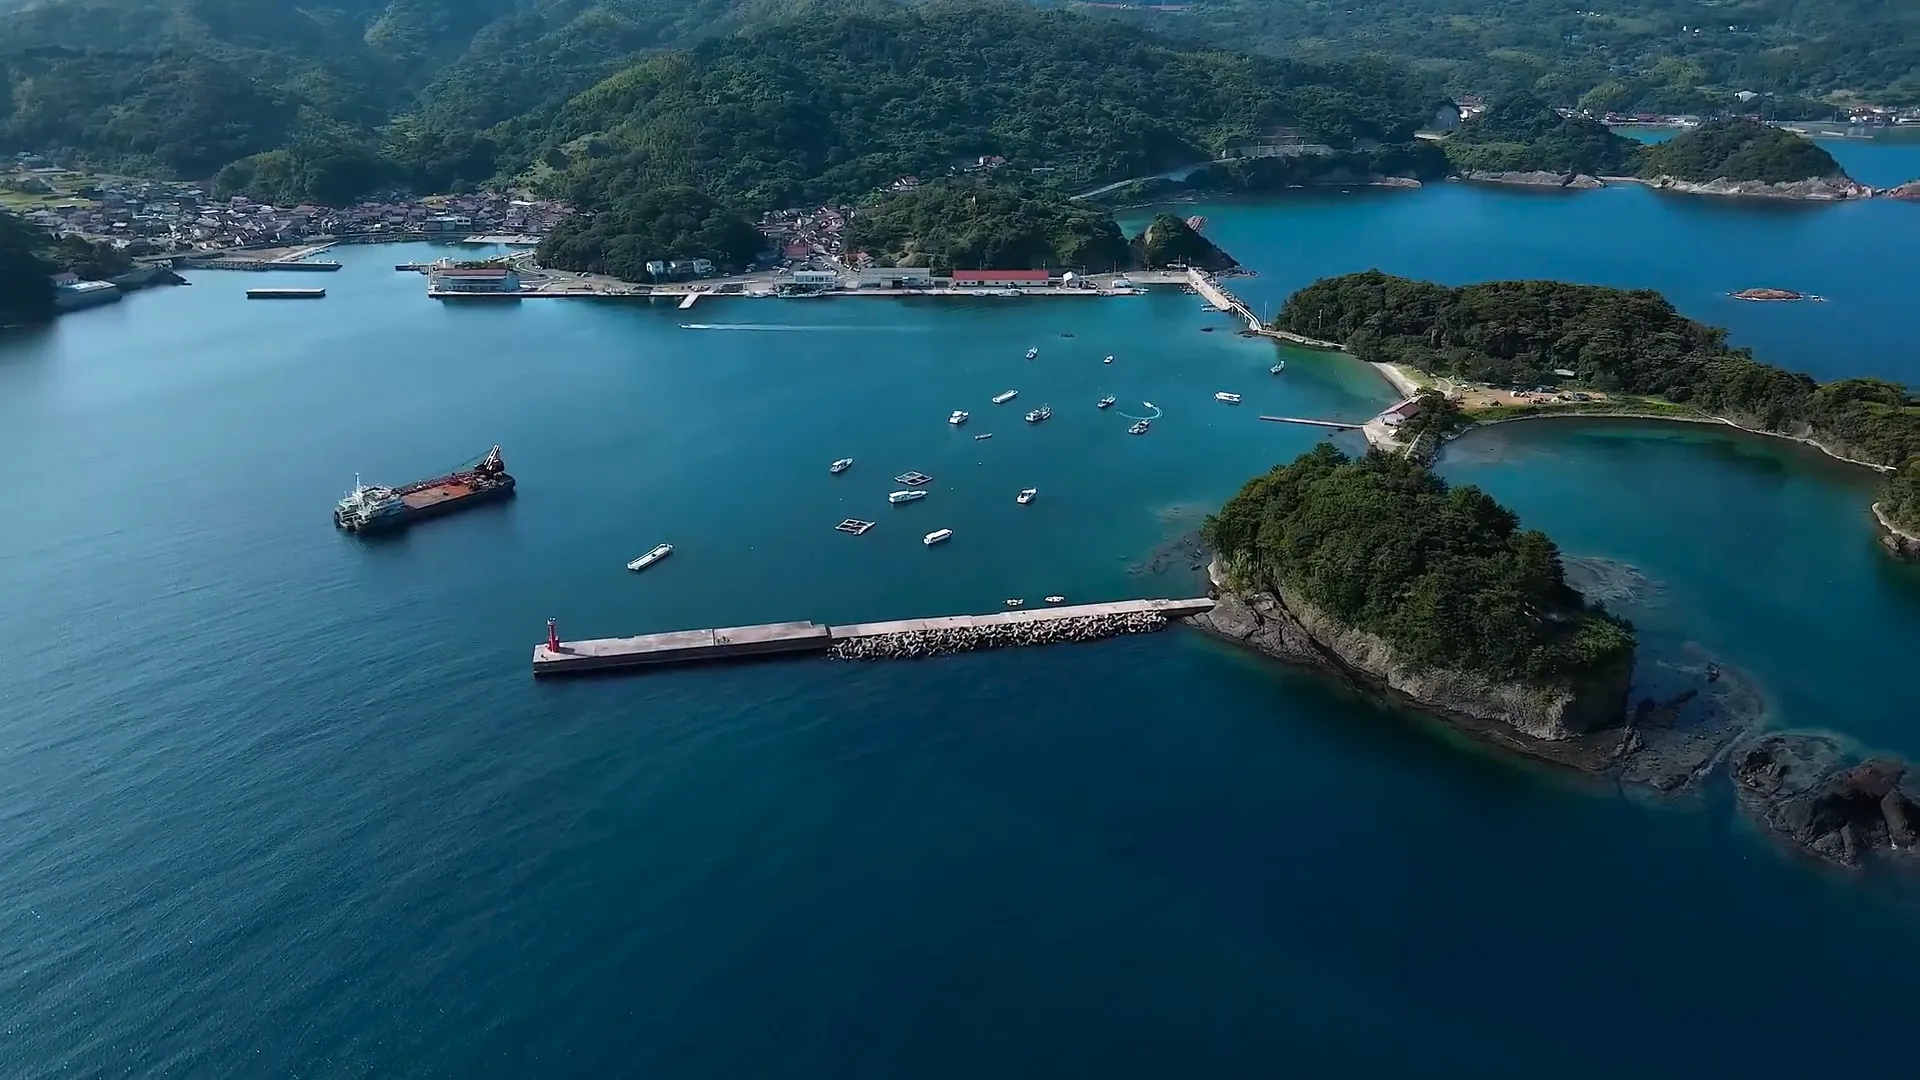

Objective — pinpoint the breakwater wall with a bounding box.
[831,611,1168,660]
[532,597,1215,675]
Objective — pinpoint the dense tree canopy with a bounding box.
[1441,93,1640,175]
[1885,459,1920,535]
[528,1,1436,212]
[1274,271,1920,468]
[1636,117,1845,183]
[1092,0,1920,109]
[1204,444,1636,682]
[534,186,763,280]
[844,180,1129,272]
[1130,214,1236,271]
[0,209,56,326]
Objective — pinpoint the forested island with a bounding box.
[1197,445,1636,740]
[1434,101,1860,195]
[1273,270,1920,542]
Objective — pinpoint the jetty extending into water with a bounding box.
[531,597,1216,675]
[1186,268,1346,350]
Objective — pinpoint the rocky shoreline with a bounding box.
[1873,503,1920,560]
[829,611,1168,660]
[1639,174,1872,200]
[1461,170,1605,190]
[1190,554,1920,869]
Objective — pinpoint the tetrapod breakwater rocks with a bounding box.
[831,612,1168,660]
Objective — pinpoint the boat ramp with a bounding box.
[530,597,1216,675]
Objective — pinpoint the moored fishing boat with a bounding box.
[626,543,673,572]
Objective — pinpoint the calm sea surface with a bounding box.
[5,138,1920,1078]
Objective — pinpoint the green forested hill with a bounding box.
[1091,0,1920,110]
[841,180,1131,272]
[1636,117,1845,182]
[0,0,824,192]
[1441,93,1639,175]
[529,1,1435,212]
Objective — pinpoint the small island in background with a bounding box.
[1732,288,1822,302]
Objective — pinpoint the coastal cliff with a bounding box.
[1194,561,1632,742]
[1873,503,1920,559]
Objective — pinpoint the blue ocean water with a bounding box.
[4,146,1920,1078]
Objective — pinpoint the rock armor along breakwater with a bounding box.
[831,612,1168,660]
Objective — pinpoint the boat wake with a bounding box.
[680,323,896,331]
[1117,401,1164,422]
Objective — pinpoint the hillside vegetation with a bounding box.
[524,1,1436,212]
[1203,444,1636,683]
[0,0,820,198]
[1092,0,1920,111]
[841,180,1129,272]
[0,209,55,326]
[1441,94,1639,175]
[1636,117,1845,183]
[1886,461,1920,535]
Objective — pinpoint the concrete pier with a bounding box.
[531,598,1216,675]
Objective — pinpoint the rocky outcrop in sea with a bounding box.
[1643,174,1872,200]
[1881,180,1920,201]
[831,612,1167,660]
[1873,503,1920,560]
[1734,735,1920,866]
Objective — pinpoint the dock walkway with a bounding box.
[532,598,1215,675]
[1186,269,1344,350]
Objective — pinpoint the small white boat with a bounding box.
[626,543,673,572]
[974,433,993,441]
[993,389,1018,404]
[1097,395,1116,409]
[1044,595,1065,604]
[1025,347,1039,360]
[923,528,953,546]
[1215,391,1242,404]
[1128,419,1151,435]
[830,457,854,474]
[1005,598,1025,608]
[1271,360,1286,374]
[889,490,928,504]
[948,410,969,425]
[1024,404,1052,423]
[1016,488,1037,504]
[1103,354,1114,364]
[1143,400,1156,409]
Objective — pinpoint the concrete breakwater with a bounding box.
[831,611,1168,660]
[532,597,1216,674]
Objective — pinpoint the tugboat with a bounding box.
[1097,395,1117,409]
[1128,419,1151,435]
[1025,347,1039,360]
[1016,488,1038,505]
[830,457,854,474]
[889,490,928,504]
[948,409,969,425]
[626,544,673,572]
[992,389,1019,404]
[1024,404,1052,424]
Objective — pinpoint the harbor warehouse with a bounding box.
[857,267,934,288]
[951,269,1053,288]
[427,265,520,293]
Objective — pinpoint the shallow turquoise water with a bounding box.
[5,156,1920,1077]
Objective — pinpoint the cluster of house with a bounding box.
[758,206,851,262]
[3,157,569,253]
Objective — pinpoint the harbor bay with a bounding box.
[5,156,1920,1079]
